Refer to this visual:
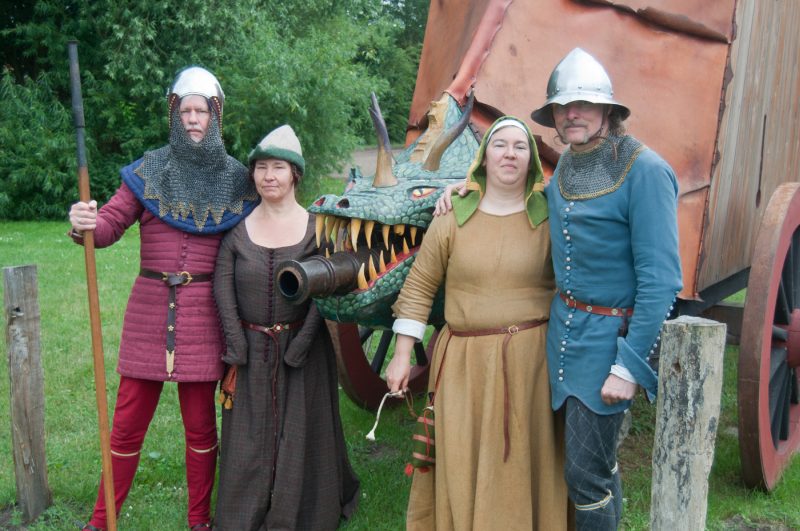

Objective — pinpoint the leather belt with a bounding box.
[139,268,212,377]
[558,292,632,337]
[241,319,304,354]
[558,292,633,317]
[448,319,548,462]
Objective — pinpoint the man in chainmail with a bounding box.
[69,66,258,531]
[529,48,682,529]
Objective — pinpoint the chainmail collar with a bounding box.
[557,135,646,200]
[135,108,257,230]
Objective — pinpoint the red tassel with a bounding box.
[405,463,431,476]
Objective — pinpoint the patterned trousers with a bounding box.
[563,396,625,530]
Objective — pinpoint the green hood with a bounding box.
[452,116,547,227]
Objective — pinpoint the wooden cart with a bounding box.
[327,0,800,490]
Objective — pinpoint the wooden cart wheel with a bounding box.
[739,182,800,490]
[326,321,436,411]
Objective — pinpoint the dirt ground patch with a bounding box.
[0,505,23,530]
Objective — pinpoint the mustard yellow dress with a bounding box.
[393,209,570,530]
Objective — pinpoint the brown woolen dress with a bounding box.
[213,214,359,531]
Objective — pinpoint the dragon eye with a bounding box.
[410,187,437,199]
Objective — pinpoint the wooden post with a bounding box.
[650,315,726,530]
[3,265,52,522]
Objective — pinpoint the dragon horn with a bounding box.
[422,90,475,172]
[369,92,398,187]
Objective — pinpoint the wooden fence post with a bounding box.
[649,315,726,530]
[3,265,51,522]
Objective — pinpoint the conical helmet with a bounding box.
[531,48,629,127]
[167,66,225,123]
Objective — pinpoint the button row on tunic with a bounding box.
[558,202,576,383]
[649,293,680,362]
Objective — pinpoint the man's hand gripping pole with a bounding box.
[68,41,117,531]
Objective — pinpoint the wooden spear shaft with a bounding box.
[67,41,117,531]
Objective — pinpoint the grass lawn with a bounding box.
[1,220,799,530]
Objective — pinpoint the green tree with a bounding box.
[0,0,429,219]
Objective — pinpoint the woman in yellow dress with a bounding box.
[386,116,570,530]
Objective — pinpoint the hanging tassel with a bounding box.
[366,391,403,441]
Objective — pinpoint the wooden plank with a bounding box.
[699,0,800,293]
[3,265,51,522]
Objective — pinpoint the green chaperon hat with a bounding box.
[452,116,547,228]
[248,124,305,174]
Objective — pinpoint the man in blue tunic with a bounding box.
[530,48,682,529]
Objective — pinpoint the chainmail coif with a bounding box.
[136,107,257,230]
[557,135,646,200]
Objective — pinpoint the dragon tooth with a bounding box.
[324,247,330,259]
[364,220,375,249]
[378,250,386,273]
[382,224,390,248]
[337,218,347,250]
[390,245,397,263]
[410,225,417,243]
[368,256,378,281]
[315,215,325,247]
[394,223,405,235]
[402,238,409,256]
[350,218,361,251]
[357,263,368,290]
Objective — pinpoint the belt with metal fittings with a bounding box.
[241,319,305,361]
[558,292,633,317]
[558,292,632,337]
[448,318,548,463]
[139,268,213,377]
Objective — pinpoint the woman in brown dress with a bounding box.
[386,117,571,530]
[213,125,359,530]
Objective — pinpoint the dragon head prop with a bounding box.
[277,92,479,328]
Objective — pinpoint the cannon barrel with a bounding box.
[277,252,365,303]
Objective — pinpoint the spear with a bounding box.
[67,41,117,531]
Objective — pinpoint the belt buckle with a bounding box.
[507,324,519,335]
[265,323,283,333]
[179,271,193,285]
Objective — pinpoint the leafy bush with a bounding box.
[0,0,428,219]
[0,71,95,219]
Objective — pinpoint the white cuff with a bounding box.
[610,364,637,384]
[392,319,426,342]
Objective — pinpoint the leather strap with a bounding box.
[449,319,548,462]
[139,268,212,284]
[558,292,633,317]
[241,319,305,361]
[139,268,212,377]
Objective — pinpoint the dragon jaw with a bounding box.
[307,93,479,328]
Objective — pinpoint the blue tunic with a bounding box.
[545,141,682,414]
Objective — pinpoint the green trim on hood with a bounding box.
[452,116,547,228]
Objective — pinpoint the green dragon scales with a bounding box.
[303,93,479,329]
